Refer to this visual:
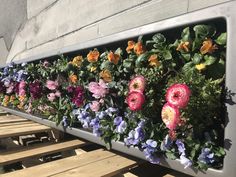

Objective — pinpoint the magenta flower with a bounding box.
[72,86,84,107]
[88,79,108,99]
[161,103,180,130]
[90,101,100,112]
[126,91,145,111]
[129,75,146,93]
[29,81,42,99]
[166,83,191,108]
[46,80,58,90]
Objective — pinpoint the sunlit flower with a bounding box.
[176,41,190,52]
[90,66,97,72]
[200,39,218,54]
[180,155,192,169]
[107,51,120,65]
[71,56,83,67]
[18,95,25,102]
[166,83,191,108]
[142,139,160,164]
[148,54,160,67]
[126,40,135,53]
[10,95,15,103]
[99,69,112,83]
[19,81,26,96]
[134,41,145,55]
[69,74,78,84]
[87,49,99,63]
[126,91,145,111]
[3,95,10,106]
[161,103,180,130]
[46,80,58,90]
[88,79,108,99]
[195,63,206,71]
[47,93,56,102]
[129,75,146,93]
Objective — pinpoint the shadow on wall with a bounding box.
[0,0,27,66]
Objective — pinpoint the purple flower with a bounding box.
[62,116,68,127]
[198,148,215,164]
[116,120,127,134]
[176,139,186,155]
[72,86,84,107]
[90,118,102,137]
[142,139,160,164]
[161,134,173,151]
[124,120,145,146]
[180,155,192,169]
[16,70,27,82]
[114,116,123,126]
[29,81,42,99]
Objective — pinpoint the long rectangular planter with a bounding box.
[2,1,236,177]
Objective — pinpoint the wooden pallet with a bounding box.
[0,114,191,177]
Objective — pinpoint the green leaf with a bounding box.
[204,55,216,66]
[135,52,150,67]
[181,27,191,41]
[162,50,172,60]
[215,32,227,45]
[181,53,191,61]
[192,53,202,64]
[165,151,177,160]
[182,61,194,73]
[100,60,113,70]
[194,25,216,39]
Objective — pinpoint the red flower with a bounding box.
[161,103,180,130]
[126,91,145,111]
[166,84,191,108]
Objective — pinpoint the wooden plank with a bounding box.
[0,139,87,165]
[0,123,42,130]
[0,121,33,127]
[0,119,29,124]
[52,154,140,177]
[0,115,26,121]
[0,149,116,177]
[0,125,51,138]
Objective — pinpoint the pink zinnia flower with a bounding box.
[19,81,26,96]
[88,79,108,99]
[46,80,58,90]
[55,90,61,97]
[129,75,146,93]
[90,101,100,112]
[166,83,191,108]
[161,103,180,130]
[47,93,56,102]
[126,91,145,111]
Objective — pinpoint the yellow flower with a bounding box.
[195,63,206,71]
[200,39,218,54]
[90,66,97,72]
[19,95,26,102]
[70,56,83,67]
[87,49,100,63]
[69,74,78,84]
[148,54,160,67]
[176,41,190,52]
[134,41,145,55]
[107,51,120,65]
[126,41,135,53]
[100,69,112,83]
[10,95,15,103]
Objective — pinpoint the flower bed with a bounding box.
[0,21,227,171]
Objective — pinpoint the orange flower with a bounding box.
[3,95,10,106]
[87,49,100,63]
[19,95,26,102]
[176,41,190,52]
[148,54,160,67]
[134,41,145,55]
[200,39,218,54]
[126,41,135,53]
[69,74,78,84]
[17,102,24,110]
[100,69,112,83]
[107,51,120,65]
[70,56,83,67]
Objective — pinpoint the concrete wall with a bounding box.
[6,0,233,64]
[0,0,27,66]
